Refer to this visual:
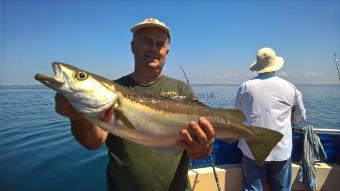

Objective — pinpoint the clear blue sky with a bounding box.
[1,0,340,85]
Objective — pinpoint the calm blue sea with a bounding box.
[1,84,339,191]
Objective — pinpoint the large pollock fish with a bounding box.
[35,62,283,164]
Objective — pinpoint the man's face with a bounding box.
[131,27,170,73]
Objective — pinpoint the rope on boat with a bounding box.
[297,125,327,191]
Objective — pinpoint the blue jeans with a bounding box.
[242,156,292,191]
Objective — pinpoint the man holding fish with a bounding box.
[55,18,215,191]
[36,18,283,191]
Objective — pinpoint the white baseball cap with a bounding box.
[131,18,171,39]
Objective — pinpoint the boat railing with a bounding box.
[293,127,340,135]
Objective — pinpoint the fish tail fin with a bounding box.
[245,126,283,165]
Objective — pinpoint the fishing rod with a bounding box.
[179,65,190,85]
[334,53,340,82]
[179,65,222,191]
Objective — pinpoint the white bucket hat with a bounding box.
[250,47,284,73]
[131,18,171,39]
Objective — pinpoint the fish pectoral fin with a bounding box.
[116,111,135,129]
[245,126,283,165]
[149,145,184,156]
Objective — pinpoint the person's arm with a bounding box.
[291,89,306,125]
[235,87,242,110]
[55,93,108,150]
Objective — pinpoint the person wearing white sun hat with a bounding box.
[235,47,306,191]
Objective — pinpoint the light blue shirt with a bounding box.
[235,72,306,161]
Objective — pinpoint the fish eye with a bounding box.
[76,72,88,80]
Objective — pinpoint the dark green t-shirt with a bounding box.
[106,75,194,191]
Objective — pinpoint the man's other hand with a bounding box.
[55,93,83,120]
[177,117,215,159]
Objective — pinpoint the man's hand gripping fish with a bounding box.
[35,62,283,165]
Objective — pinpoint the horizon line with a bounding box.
[1,83,340,87]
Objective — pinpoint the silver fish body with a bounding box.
[35,62,283,164]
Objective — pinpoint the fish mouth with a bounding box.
[34,62,65,88]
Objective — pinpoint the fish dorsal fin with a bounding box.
[113,82,208,107]
[167,96,208,107]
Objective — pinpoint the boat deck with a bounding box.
[189,163,340,191]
